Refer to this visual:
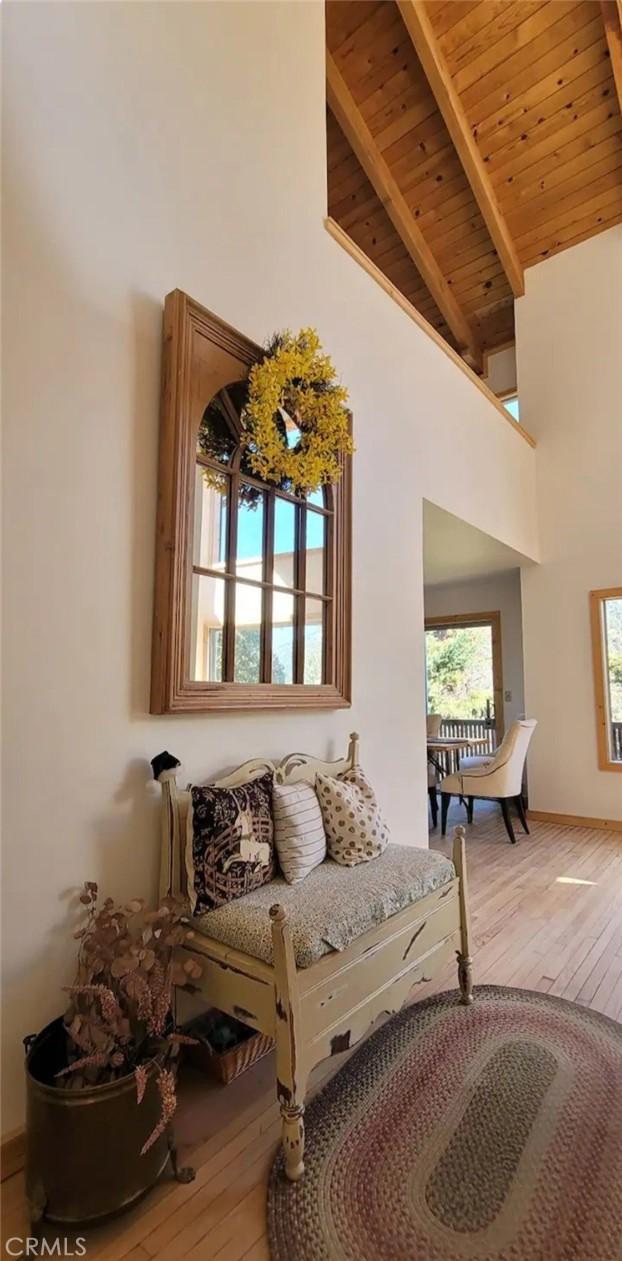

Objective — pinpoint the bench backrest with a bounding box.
[153,733,360,900]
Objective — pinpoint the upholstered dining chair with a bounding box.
[458,723,518,774]
[426,714,442,826]
[428,763,439,828]
[458,748,494,771]
[440,719,537,844]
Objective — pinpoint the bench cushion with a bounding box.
[192,844,455,969]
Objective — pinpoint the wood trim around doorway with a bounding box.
[424,610,504,744]
[590,586,622,773]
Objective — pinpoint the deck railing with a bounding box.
[439,717,497,756]
[612,722,622,762]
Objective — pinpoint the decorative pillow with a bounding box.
[272,781,327,884]
[186,772,275,914]
[315,767,390,867]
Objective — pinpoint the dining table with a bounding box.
[427,736,491,778]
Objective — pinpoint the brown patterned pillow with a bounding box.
[315,767,390,867]
[186,772,275,914]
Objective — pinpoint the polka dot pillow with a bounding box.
[315,767,390,867]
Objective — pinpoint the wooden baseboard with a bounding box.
[1,1128,25,1182]
[527,810,622,833]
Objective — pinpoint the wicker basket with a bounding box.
[185,1011,274,1085]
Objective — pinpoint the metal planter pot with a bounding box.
[25,1017,172,1226]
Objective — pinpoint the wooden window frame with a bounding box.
[424,610,505,746]
[150,290,352,713]
[590,587,622,773]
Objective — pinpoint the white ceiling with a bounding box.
[423,500,532,588]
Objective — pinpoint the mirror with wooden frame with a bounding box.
[150,291,352,713]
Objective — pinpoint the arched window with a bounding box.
[151,291,352,713]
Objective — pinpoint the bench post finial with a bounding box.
[151,751,182,900]
[348,732,360,767]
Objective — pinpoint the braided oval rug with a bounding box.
[267,986,622,1261]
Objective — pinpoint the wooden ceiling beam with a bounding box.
[601,1,622,119]
[326,51,482,370]
[396,0,525,300]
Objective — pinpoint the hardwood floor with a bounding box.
[3,800,622,1259]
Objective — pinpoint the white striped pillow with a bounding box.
[272,781,327,884]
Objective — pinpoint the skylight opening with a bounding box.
[503,394,520,422]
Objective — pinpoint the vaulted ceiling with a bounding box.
[326,0,622,372]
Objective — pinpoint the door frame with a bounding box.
[424,609,505,744]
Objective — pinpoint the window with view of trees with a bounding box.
[425,625,493,720]
[150,290,351,713]
[590,588,622,770]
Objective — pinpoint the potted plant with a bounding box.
[24,882,202,1227]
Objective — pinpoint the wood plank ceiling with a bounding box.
[326,0,622,371]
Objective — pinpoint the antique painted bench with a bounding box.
[152,733,473,1180]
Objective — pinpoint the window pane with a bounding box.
[236,485,264,580]
[234,582,262,684]
[306,509,325,595]
[189,574,226,682]
[604,596,622,761]
[504,396,520,422]
[193,466,228,571]
[197,396,236,463]
[304,598,324,685]
[285,417,302,449]
[272,592,294,685]
[273,497,296,590]
[307,487,325,508]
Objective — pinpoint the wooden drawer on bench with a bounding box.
[298,880,459,1035]
[179,945,276,1039]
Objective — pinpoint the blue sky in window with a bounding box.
[504,396,520,421]
[237,496,264,560]
[236,493,324,559]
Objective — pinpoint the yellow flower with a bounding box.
[242,329,354,495]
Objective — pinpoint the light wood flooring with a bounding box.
[3,801,622,1259]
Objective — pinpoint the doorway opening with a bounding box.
[422,499,533,837]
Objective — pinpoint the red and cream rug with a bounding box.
[268,987,622,1260]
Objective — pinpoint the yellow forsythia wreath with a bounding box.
[242,329,353,496]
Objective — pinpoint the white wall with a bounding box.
[424,569,525,733]
[483,345,517,398]
[517,228,622,821]
[2,1,538,1133]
